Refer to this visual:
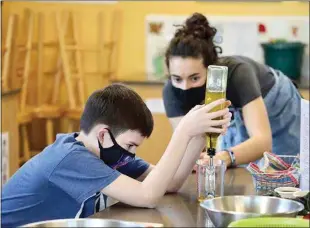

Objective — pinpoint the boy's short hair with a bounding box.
[80,83,154,137]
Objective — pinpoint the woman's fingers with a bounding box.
[200,152,208,159]
[198,158,210,166]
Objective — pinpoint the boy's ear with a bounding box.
[97,127,108,143]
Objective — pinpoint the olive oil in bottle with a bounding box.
[205,65,228,150]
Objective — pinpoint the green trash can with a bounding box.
[261,41,306,80]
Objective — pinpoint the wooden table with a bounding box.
[91,168,255,227]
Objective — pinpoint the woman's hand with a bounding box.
[197,151,231,168]
[178,99,232,139]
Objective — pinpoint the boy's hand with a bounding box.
[178,99,232,138]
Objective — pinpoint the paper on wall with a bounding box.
[300,99,309,191]
[145,15,309,81]
[1,132,9,186]
[145,98,166,114]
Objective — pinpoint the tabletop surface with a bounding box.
[91,168,256,227]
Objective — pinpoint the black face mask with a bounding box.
[98,129,135,169]
[171,83,206,110]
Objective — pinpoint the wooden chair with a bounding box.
[17,9,35,165]
[16,10,64,164]
[55,11,86,132]
[54,10,122,133]
[2,14,18,92]
[105,10,122,81]
[32,12,66,145]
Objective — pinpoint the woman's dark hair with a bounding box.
[165,12,220,69]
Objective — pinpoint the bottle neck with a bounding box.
[207,148,216,157]
[206,134,218,151]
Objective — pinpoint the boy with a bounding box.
[2,84,230,227]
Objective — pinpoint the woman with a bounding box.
[163,12,301,168]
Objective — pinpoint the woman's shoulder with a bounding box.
[219,55,254,67]
[219,55,265,79]
[219,55,268,70]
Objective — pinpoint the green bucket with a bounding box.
[261,41,306,80]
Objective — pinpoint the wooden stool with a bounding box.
[32,12,64,145]
[55,11,86,132]
[17,109,33,165]
[34,105,63,145]
[105,10,122,81]
[65,107,83,132]
[17,9,35,165]
[2,14,18,92]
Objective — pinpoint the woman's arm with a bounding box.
[216,96,272,166]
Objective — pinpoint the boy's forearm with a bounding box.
[167,135,205,192]
[141,124,192,205]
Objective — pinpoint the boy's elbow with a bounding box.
[166,185,180,193]
[140,192,160,209]
[143,198,159,209]
[145,202,157,209]
[166,179,183,193]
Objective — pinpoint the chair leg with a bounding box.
[67,119,75,133]
[46,119,54,145]
[21,124,31,162]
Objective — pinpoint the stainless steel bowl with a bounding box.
[20,218,163,227]
[200,195,304,227]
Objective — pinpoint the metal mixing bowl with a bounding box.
[20,218,163,227]
[200,195,304,227]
